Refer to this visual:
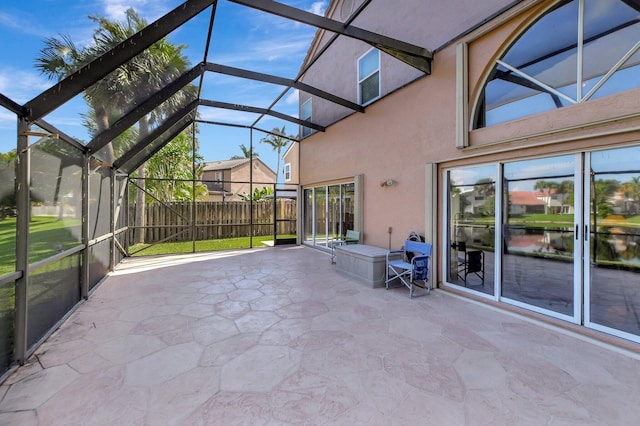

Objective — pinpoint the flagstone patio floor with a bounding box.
[1,245,640,425]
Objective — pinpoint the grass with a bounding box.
[463,213,640,227]
[130,235,275,256]
[517,213,575,222]
[129,234,298,256]
[0,216,81,276]
[1,216,295,271]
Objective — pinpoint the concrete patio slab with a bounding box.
[1,245,640,425]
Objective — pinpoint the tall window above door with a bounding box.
[301,98,312,138]
[358,48,381,105]
[473,0,640,129]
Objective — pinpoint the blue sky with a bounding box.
[0,0,327,181]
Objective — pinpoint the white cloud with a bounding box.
[212,34,313,68]
[101,0,169,21]
[307,1,327,16]
[0,68,52,104]
[198,108,260,125]
[0,10,50,38]
[284,89,299,105]
[0,109,17,127]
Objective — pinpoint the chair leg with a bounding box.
[408,277,430,298]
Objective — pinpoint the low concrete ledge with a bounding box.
[335,244,388,288]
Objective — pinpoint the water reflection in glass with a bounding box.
[448,165,496,295]
[502,156,575,315]
[589,146,640,336]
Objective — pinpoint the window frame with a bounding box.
[472,0,640,129]
[357,48,381,105]
[301,98,312,138]
[284,163,291,182]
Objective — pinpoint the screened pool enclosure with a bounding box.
[0,0,433,379]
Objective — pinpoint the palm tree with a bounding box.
[534,180,559,214]
[145,128,208,202]
[260,126,291,185]
[230,144,259,159]
[35,9,193,244]
[35,35,117,160]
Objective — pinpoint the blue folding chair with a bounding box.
[386,240,432,298]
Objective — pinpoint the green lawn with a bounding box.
[0,216,81,276]
[1,216,294,272]
[464,213,640,227]
[129,235,290,256]
[620,215,640,224]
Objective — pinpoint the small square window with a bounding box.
[358,48,380,105]
[214,171,223,183]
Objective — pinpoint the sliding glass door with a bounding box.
[446,147,640,341]
[586,146,640,340]
[501,155,578,319]
[447,165,496,296]
[303,182,356,250]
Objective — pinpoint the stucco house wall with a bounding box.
[299,0,516,130]
[202,159,276,201]
[298,0,640,271]
[282,142,299,188]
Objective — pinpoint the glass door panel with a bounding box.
[447,165,497,295]
[587,146,640,339]
[342,183,355,235]
[314,187,327,248]
[327,185,341,241]
[502,155,576,317]
[304,188,313,244]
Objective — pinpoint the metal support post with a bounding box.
[249,128,254,248]
[14,118,30,364]
[191,124,197,253]
[110,167,116,271]
[81,153,90,299]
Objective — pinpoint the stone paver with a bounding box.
[1,245,640,425]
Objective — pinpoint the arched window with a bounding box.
[473,0,640,129]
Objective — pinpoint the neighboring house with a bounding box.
[281,142,298,190]
[201,158,276,201]
[534,189,571,214]
[296,0,640,343]
[509,191,545,215]
[611,190,639,215]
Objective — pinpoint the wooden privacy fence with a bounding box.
[129,200,296,243]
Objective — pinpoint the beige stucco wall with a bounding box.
[299,0,640,281]
[202,161,276,201]
[282,142,299,188]
[300,41,460,250]
[299,0,516,130]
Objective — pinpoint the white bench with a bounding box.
[335,244,388,288]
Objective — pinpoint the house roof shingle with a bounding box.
[203,158,251,171]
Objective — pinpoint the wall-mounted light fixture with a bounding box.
[380,179,395,187]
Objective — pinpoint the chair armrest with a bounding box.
[386,249,404,262]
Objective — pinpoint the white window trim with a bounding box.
[214,171,223,183]
[284,163,291,182]
[357,48,381,105]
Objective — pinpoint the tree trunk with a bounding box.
[133,117,150,244]
[94,105,115,164]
